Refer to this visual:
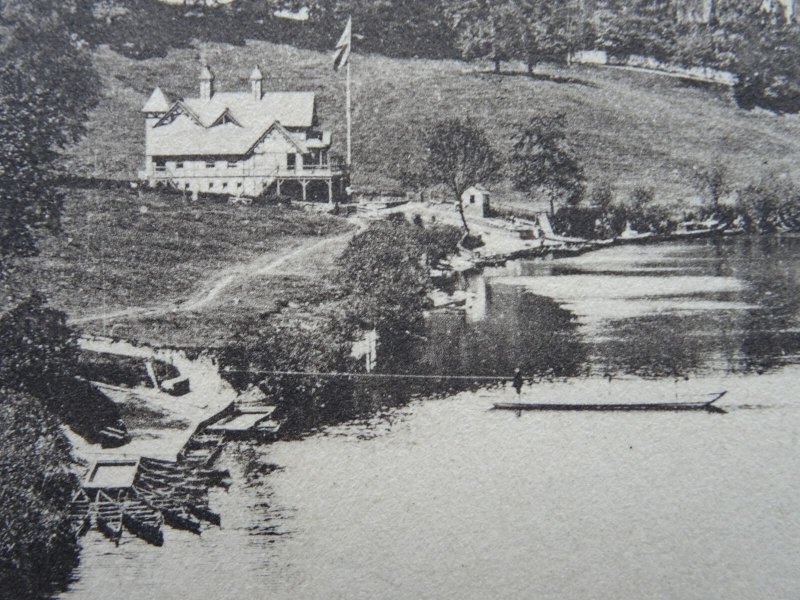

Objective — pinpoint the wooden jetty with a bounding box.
[493,391,727,414]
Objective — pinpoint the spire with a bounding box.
[249,66,263,100]
[200,64,214,100]
[141,87,170,114]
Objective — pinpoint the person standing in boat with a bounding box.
[512,368,524,397]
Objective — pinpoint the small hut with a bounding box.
[461,185,491,218]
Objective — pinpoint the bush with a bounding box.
[217,310,360,432]
[336,217,460,341]
[553,181,678,239]
[0,295,128,445]
[0,389,80,599]
[736,175,800,232]
[732,21,800,114]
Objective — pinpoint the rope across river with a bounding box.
[222,368,517,381]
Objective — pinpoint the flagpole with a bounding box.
[346,59,352,167]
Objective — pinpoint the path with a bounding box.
[71,222,363,325]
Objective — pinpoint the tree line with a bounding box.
[1,2,104,597]
[79,0,800,113]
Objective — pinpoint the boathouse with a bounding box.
[139,65,345,202]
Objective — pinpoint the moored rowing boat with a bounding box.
[493,391,727,414]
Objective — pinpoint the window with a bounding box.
[222,182,228,189]
[208,182,213,190]
[206,160,215,169]
[237,182,242,188]
[176,161,184,169]
[227,160,237,168]
[155,158,166,172]
[287,154,296,170]
[184,183,190,190]
[470,195,476,204]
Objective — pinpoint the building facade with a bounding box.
[139,65,344,202]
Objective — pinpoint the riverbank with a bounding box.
[66,337,237,466]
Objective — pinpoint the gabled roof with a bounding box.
[141,87,171,113]
[245,121,307,155]
[149,114,309,157]
[181,91,316,129]
[154,100,203,127]
[147,90,318,157]
[210,108,242,127]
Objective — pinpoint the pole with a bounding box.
[346,60,352,167]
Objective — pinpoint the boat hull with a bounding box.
[493,392,727,414]
[493,402,722,412]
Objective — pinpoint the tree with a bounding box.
[0,294,79,399]
[218,310,360,431]
[737,172,799,232]
[515,1,573,73]
[510,113,585,216]
[336,217,460,339]
[694,163,729,216]
[589,180,615,212]
[0,0,100,276]
[594,0,677,62]
[444,0,521,73]
[422,118,500,234]
[0,389,81,599]
[0,5,99,595]
[629,185,655,211]
[731,19,800,113]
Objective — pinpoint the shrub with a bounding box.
[736,174,800,232]
[0,389,80,599]
[217,310,360,432]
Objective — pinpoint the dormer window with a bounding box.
[211,109,241,127]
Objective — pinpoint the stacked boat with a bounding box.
[67,489,92,537]
[132,457,227,533]
[70,456,230,546]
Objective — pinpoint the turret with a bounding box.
[200,64,215,101]
[250,66,264,100]
[141,87,170,128]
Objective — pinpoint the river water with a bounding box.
[62,236,800,599]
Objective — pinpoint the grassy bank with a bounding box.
[61,42,800,203]
[15,184,352,325]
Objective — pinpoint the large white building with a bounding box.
[139,65,344,202]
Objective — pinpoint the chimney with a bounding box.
[200,64,215,101]
[249,66,263,100]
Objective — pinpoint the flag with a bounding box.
[333,17,351,71]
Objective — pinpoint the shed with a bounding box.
[461,185,491,218]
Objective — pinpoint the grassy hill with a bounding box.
[15,186,350,327]
[63,40,800,204]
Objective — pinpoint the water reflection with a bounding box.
[428,236,800,379]
[419,283,588,379]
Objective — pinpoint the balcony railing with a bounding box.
[142,161,345,180]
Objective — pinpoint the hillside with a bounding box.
[62,40,800,204]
